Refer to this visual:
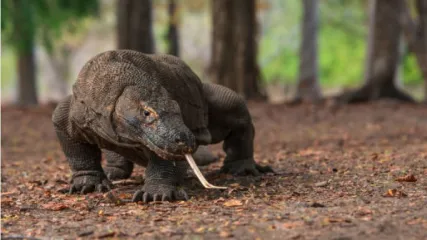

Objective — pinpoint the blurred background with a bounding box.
[1,0,426,105]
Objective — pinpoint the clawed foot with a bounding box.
[104,166,132,181]
[69,171,113,194]
[221,159,274,176]
[132,183,189,203]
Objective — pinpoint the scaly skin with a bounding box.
[103,150,134,181]
[52,50,272,203]
[203,83,273,176]
[52,97,113,194]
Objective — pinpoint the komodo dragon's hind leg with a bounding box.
[192,145,219,166]
[202,83,274,176]
[52,97,112,194]
[103,150,134,180]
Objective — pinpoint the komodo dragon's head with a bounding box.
[112,85,196,160]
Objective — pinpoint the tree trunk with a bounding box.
[13,0,38,106]
[166,0,179,56]
[117,0,155,53]
[341,0,414,103]
[295,0,321,103]
[401,0,427,102]
[17,49,38,106]
[208,0,263,100]
[45,46,72,102]
[393,33,405,88]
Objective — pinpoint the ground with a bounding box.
[1,100,426,240]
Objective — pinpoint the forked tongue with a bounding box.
[185,154,227,189]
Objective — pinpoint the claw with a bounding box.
[153,194,161,202]
[69,185,77,194]
[221,160,274,177]
[181,190,189,201]
[249,168,261,176]
[132,190,144,202]
[142,192,151,203]
[96,184,108,193]
[161,193,172,202]
[174,189,189,201]
[232,167,259,176]
[81,185,94,194]
[102,179,113,190]
[257,165,274,173]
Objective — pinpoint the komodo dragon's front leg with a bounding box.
[52,97,112,193]
[132,155,189,202]
[203,83,273,175]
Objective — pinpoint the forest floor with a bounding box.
[1,100,427,240]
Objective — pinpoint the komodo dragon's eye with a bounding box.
[140,105,158,125]
[143,110,151,117]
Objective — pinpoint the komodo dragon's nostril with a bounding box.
[174,132,187,146]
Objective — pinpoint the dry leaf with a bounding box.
[97,231,116,239]
[325,217,350,223]
[1,197,13,205]
[356,207,373,216]
[370,153,379,161]
[383,189,407,198]
[395,174,417,182]
[219,231,233,238]
[42,202,68,211]
[282,221,304,229]
[223,199,243,207]
[298,149,324,157]
[315,181,328,187]
[213,197,225,204]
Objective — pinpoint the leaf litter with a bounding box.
[1,101,427,239]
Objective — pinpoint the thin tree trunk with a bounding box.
[296,0,321,103]
[393,33,405,88]
[208,0,263,99]
[45,46,71,102]
[13,0,38,105]
[117,0,155,53]
[340,0,414,103]
[167,0,179,56]
[363,0,376,84]
[17,50,38,105]
[209,0,234,90]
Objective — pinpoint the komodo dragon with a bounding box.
[52,49,272,203]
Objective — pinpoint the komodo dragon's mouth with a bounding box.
[142,133,228,189]
[143,135,191,160]
[117,114,192,160]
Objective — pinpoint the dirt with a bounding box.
[1,100,426,240]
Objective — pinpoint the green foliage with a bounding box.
[1,0,36,53]
[1,0,99,54]
[259,0,367,87]
[402,53,423,86]
[0,48,17,91]
[259,0,422,89]
[259,0,300,84]
[318,25,366,87]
